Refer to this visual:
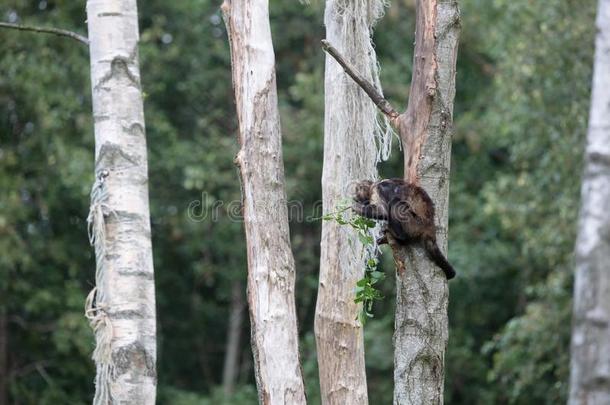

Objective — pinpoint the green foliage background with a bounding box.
[0,0,595,403]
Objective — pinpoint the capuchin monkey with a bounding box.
[353,178,456,280]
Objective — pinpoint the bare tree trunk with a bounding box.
[315,1,390,404]
[85,1,156,403]
[222,1,307,403]
[391,1,459,403]
[569,1,610,404]
[223,280,245,396]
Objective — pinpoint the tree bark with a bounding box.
[222,280,245,396]
[569,1,610,404]
[392,1,459,404]
[222,1,307,403]
[86,0,156,403]
[315,1,390,404]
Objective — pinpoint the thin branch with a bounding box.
[321,39,400,120]
[0,22,88,45]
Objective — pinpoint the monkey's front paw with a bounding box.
[376,234,388,245]
[352,201,367,215]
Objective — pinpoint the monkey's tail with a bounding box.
[424,238,456,280]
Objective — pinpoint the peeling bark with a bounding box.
[569,1,610,404]
[398,0,436,184]
[86,0,156,403]
[222,1,307,403]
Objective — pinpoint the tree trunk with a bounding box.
[85,0,156,403]
[315,1,390,404]
[222,280,245,396]
[221,1,307,403]
[392,1,460,403]
[569,1,610,403]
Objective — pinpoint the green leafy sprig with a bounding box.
[320,201,385,324]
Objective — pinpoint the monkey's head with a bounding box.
[354,180,374,203]
[353,179,398,220]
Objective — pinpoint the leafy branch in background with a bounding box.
[319,201,386,324]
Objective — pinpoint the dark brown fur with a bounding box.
[353,178,456,279]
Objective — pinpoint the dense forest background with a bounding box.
[0,0,596,403]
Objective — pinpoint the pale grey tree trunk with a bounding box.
[315,1,391,404]
[222,1,307,403]
[85,1,156,403]
[391,1,460,403]
[222,280,245,396]
[569,1,610,404]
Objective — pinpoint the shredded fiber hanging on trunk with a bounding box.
[325,0,395,167]
[85,170,115,405]
[324,0,394,259]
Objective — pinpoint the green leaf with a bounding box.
[371,271,385,280]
